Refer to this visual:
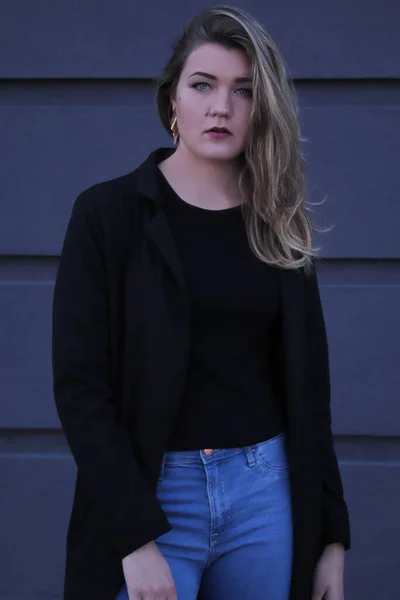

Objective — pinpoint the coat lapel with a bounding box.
[135,147,187,293]
[146,210,187,292]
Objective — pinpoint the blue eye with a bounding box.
[236,88,253,97]
[193,82,211,91]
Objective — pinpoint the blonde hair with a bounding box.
[156,5,319,272]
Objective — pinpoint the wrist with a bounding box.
[322,542,345,565]
[325,542,345,552]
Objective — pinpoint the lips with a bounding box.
[206,127,232,134]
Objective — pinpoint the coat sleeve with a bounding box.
[52,190,171,560]
[305,262,351,551]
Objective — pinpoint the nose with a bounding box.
[208,90,232,118]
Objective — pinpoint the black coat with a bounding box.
[52,147,350,600]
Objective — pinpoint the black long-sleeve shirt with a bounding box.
[158,168,285,450]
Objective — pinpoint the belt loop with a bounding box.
[244,445,256,467]
[158,452,166,481]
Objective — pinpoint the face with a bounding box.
[171,43,253,161]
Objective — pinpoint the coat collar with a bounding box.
[135,146,176,207]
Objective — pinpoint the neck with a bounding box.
[161,142,245,210]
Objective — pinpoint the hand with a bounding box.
[312,543,345,600]
[122,541,177,600]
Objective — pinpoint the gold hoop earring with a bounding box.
[170,115,179,145]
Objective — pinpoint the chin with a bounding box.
[198,144,243,162]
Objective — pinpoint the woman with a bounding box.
[52,5,350,600]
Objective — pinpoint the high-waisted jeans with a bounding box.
[116,432,293,600]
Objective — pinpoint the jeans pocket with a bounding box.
[254,433,290,473]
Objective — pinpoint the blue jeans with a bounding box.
[116,432,293,599]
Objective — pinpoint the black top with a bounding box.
[158,167,285,450]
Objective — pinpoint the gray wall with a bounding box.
[0,1,399,598]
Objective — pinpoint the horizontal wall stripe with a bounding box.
[341,461,400,467]
[3,455,400,468]
[2,430,400,461]
[0,280,54,286]
[1,257,399,284]
[317,259,400,285]
[1,0,399,78]
[0,429,69,453]
[0,453,72,460]
[0,256,59,280]
[321,284,400,289]
[1,78,400,107]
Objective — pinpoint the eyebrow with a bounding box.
[188,71,251,83]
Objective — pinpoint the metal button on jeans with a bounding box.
[204,448,214,456]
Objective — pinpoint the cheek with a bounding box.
[177,92,204,128]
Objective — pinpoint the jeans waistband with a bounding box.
[158,432,285,480]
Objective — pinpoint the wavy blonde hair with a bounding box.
[156,5,319,272]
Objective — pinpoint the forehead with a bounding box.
[182,43,251,78]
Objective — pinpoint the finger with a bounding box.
[162,584,177,600]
